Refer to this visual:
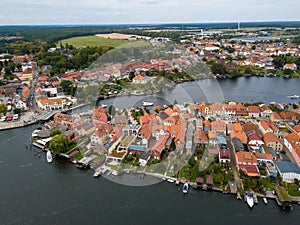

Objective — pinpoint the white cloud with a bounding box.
[0,0,299,25]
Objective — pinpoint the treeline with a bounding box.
[37,46,113,75]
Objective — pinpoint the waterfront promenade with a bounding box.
[0,104,88,131]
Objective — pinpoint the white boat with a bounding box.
[167,178,175,183]
[246,192,254,208]
[142,101,154,106]
[93,171,101,178]
[288,95,299,99]
[101,104,108,108]
[182,183,189,194]
[263,197,268,204]
[46,151,53,163]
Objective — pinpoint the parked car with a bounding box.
[6,115,13,121]
[0,116,6,122]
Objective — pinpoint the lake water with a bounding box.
[99,77,300,110]
[1,77,300,225]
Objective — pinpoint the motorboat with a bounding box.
[245,192,254,208]
[167,178,175,183]
[263,197,268,204]
[142,101,154,106]
[46,151,53,163]
[182,183,189,194]
[93,171,101,178]
[288,95,299,99]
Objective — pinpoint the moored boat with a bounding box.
[46,151,53,163]
[142,101,154,106]
[263,197,268,204]
[167,178,175,183]
[245,192,254,208]
[288,95,299,99]
[182,183,189,194]
[93,171,101,178]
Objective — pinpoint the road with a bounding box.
[227,138,241,188]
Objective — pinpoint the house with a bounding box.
[236,151,259,177]
[138,123,151,147]
[293,124,300,135]
[259,105,272,118]
[75,122,96,137]
[284,132,300,167]
[54,112,75,129]
[122,124,141,136]
[36,96,67,110]
[219,150,231,166]
[259,120,276,135]
[283,63,297,70]
[209,103,224,117]
[230,123,247,144]
[235,102,248,116]
[270,112,281,124]
[263,132,283,151]
[92,107,108,124]
[248,133,264,151]
[194,129,209,147]
[247,106,260,118]
[279,111,300,122]
[211,120,227,136]
[91,123,113,146]
[208,130,217,146]
[111,115,128,126]
[139,151,152,166]
[151,134,169,160]
[255,152,273,164]
[129,144,146,155]
[276,161,300,183]
[242,123,259,136]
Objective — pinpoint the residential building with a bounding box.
[263,132,283,151]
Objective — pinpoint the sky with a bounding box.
[0,0,299,25]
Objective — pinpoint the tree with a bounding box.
[49,134,70,154]
[50,129,62,137]
[60,80,74,95]
[214,173,224,185]
[210,62,227,75]
[0,103,8,115]
[188,156,195,167]
[4,67,12,76]
[108,105,116,117]
[13,108,21,115]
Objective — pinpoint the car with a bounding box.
[0,116,6,122]
[6,116,13,121]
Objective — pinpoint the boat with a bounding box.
[263,197,268,204]
[288,95,299,99]
[142,101,154,106]
[182,183,189,194]
[46,151,53,163]
[93,171,101,178]
[71,159,77,164]
[245,192,254,208]
[167,178,175,183]
[101,104,108,108]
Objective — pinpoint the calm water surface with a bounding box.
[1,77,300,225]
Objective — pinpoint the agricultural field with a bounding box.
[58,35,128,48]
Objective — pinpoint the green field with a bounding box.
[58,35,128,48]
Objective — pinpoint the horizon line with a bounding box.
[1,20,300,27]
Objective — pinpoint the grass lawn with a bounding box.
[58,35,128,48]
[287,183,300,197]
